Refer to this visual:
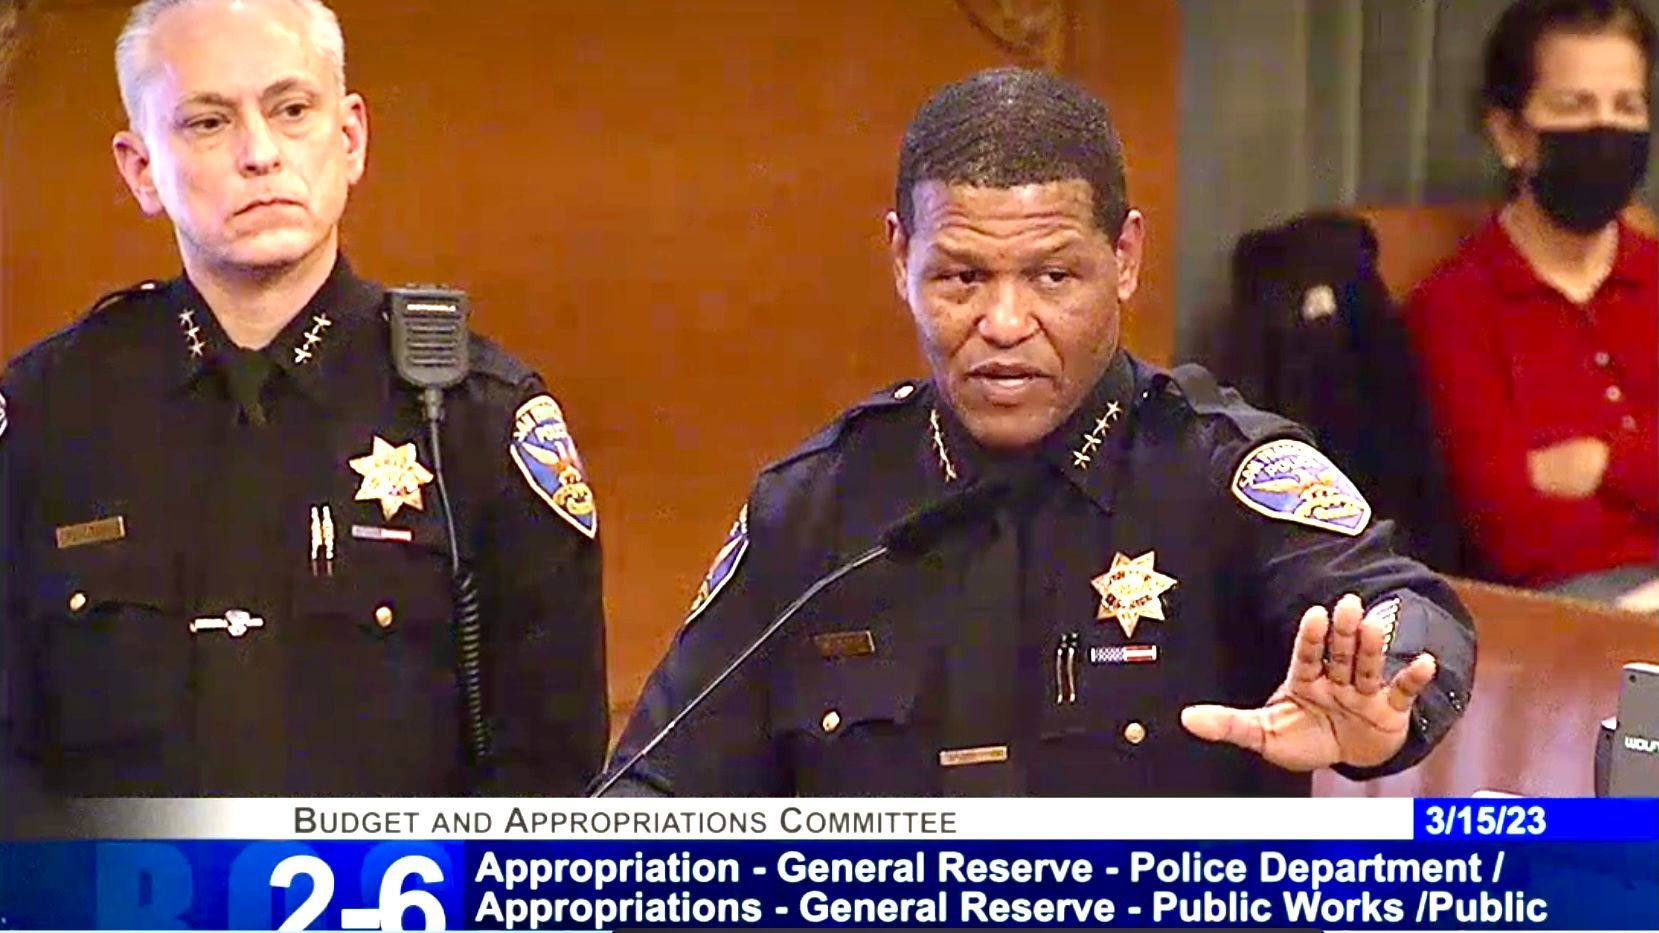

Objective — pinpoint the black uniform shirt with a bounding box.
[0,258,607,798]
[609,351,1475,796]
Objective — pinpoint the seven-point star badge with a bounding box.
[350,436,434,519]
[1091,550,1177,639]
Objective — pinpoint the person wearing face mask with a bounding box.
[602,69,1475,798]
[1404,0,1657,602]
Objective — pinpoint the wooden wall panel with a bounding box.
[1,1,1181,714]
[1067,0,1179,365]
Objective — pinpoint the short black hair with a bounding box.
[895,67,1129,238]
[1480,0,1656,115]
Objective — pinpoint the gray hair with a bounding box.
[115,0,346,127]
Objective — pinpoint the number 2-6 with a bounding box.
[270,854,447,930]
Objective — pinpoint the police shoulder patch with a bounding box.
[509,393,597,539]
[1230,438,1371,536]
[684,505,749,627]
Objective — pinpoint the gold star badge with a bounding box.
[349,436,434,519]
[1091,550,1177,638]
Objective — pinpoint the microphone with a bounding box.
[388,287,470,393]
[387,286,492,784]
[586,477,1012,797]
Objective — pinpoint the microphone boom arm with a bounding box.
[586,543,890,797]
[585,475,1012,798]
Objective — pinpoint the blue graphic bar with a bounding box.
[1414,798,1659,841]
[2,837,1656,930]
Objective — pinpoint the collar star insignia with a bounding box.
[929,408,958,483]
[178,309,206,358]
[349,436,434,519]
[291,314,334,367]
[1091,550,1177,638]
[1071,400,1124,471]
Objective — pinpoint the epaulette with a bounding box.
[1160,363,1228,413]
[760,378,925,475]
[1152,363,1308,444]
[6,280,167,375]
[468,334,534,386]
[1158,363,1368,535]
[85,280,167,319]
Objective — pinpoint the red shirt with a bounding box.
[1403,217,1657,586]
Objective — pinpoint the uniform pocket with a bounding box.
[772,655,931,795]
[292,545,454,646]
[1033,649,1170,795]
[33,545,183,747]
[286,551,457,782]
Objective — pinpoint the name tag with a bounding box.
[813,629,876,659]
[938,745,1009,768]
[54,516,126,550]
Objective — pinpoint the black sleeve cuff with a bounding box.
[1332,676,1462,781]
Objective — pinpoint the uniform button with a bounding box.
[1622,414,1639,432]
[821,710,842,734]
[374,605,394,628]
[1594,351,1611,367]
[1123,721,1147,745]
[67,592,88,613]
[1606,385,1623,403]
[893,384,915,400]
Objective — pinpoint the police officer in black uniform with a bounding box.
[0,0,606,802]
[606,68,1476,796]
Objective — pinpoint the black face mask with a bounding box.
[1528,127,1652,234]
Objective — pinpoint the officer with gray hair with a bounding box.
[1,0,608,804]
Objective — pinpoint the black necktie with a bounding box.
[223,348,275,427]
[938,493,1026,796]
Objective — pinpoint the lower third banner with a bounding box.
[1,837,1656,929]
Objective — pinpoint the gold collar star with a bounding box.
[349,436,434,519]
[1091,550,1177,638]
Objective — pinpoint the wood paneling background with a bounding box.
[0,1,1180,716]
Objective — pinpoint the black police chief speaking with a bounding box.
[605,67,1477,797]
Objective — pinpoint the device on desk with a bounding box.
[1595,662,1659,796]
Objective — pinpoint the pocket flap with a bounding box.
[773,654,920,738]
[30,542,174,619]
[291,556,453,639]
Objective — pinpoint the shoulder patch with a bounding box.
[508,394,598,539]
[1231,438,1371,536]
[684,505,749,627]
